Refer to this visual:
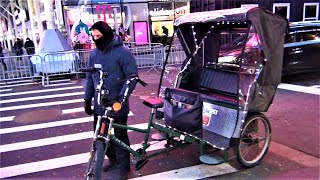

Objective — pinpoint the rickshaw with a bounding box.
[85,7,288,179]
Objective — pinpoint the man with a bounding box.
[84,21,138,179]
[162,26,169,45]
[24,38,35,55]
[13,38,23,56]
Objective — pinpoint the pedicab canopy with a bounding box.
[173,7,288,112]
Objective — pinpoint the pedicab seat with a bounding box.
[185,67,249,108]
[143,96,164,108]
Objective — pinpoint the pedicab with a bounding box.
[85,7,288,179]
[155,6,288,166]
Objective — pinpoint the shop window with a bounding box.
[273,3,290,20]
[303,3,319,21]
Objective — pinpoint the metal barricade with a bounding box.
[41,51,80,85]
[0,54,41,81]
[127,43,164,72]
[164,44,186,66]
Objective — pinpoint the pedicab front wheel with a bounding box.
[86,140,106,180]
[235,113,272,167]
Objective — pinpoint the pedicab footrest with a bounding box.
[143,97,164,108]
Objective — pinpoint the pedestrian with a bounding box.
[0,42,8,78]
[24,38,35,55]
[13,38,23,56]
[162,26,169,45]
[84,21,138,179]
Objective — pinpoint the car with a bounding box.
[283,21,320,76]
[217,21,320,76]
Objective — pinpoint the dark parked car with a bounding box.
[218,21,320,76]
[283,21,320,76]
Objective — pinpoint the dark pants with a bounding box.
[94,114,130,170]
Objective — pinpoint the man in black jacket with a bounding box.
[24,38,35,55]
[84,21,138,179]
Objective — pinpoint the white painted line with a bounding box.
[0,79,32,85]
[0,99,84,112]
[44,82,75,87]
[310,85,320,88]
[278,83,320,95]
[0,86,83,97]
[0,116,15,122]
[62,106,134,117]
[0,123,149,153]
[61,107,84,114]
[0,140,166,178]
[0,92,84,104]
[132,163,237,180]
[0,89,12,93]
[0,117,92,135]
[0,82,37,89]
[50,79,71,83]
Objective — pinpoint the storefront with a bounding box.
[62,0,190,46]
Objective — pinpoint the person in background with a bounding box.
[13,38,24,57]
[162,26,169,45]
[0,42,8,78]
[84,21,138,179]
[24,38,35,55]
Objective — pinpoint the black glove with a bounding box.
[84,99,94,115]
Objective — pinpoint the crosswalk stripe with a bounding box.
[0,79,33,85]
[0,116,15,122]
[0,117,92,135]
[50,79,71,83]
[0,92,84,104]
[0,86,83,97]
[0,123,149,153]
[0,82,38,89]
[0,141,168,178]
[278,83,320,95]
[0,99,84,112]
[44,82,75,87]
[61,107,134,117]
[132,163,237,179]
[0,88,12,93]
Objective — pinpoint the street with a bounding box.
[0,69,319,179]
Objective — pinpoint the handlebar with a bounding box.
[82,67,148,113]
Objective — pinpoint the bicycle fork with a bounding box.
[86,116,114,178]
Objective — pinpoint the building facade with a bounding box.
[62,0,190,45]
[190,0,319,22]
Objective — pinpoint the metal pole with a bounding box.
[26,0,38,47]
[43,0,55,29]
[34,0,44,37]
[113,7,119,35]
[10,3,18,39]
[17,0,27,42]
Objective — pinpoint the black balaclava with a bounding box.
[90,21,114,51]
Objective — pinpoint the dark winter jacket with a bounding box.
[84,35,138,116]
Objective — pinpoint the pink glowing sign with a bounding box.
[133,21,149,45]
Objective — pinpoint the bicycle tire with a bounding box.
[235,113,272,167]
[93,140,106,180]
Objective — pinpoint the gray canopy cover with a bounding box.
[174,7,288,112]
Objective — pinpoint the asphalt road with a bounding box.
[0,68,319,179]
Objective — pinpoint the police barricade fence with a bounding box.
[164,44,186,66]
[40,51,80,85]
[1,43,167,85]
[0,54,41,82]
[127,43,164,70]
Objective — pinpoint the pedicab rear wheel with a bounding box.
[235,113,272,167]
